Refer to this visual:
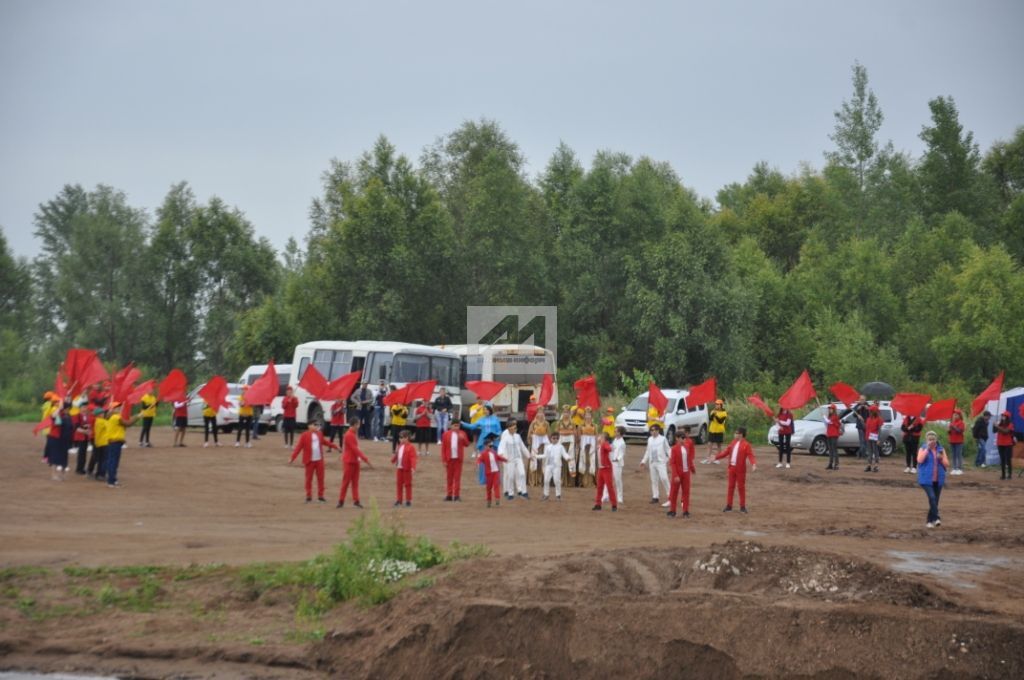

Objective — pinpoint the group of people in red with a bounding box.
[285,409,761,519]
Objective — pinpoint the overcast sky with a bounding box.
[1,0,1022,258]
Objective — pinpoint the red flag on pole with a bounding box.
[61,348,109,395]
[33,413,54,436]
[198,376,230,410]
[829,381,860,408]
[243,361,279,406]
[158,368,188,403]
[406,379,438,404]
[925,398,956,422]
[323,370,362,403]
[537,373,554,406]
[126,379,156,407]
[298,365,329,400]
[648,382,668,416]
[573,375,600,411]
[747,393,775,418]
[465,381,506,402]
[778,370,817,410]
[111,363,141,403]
[891,392,931,418]
[971,371,1004,417]
[685,377,717,408]
[383,385,410,406]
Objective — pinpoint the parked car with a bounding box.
[238,364,292,432]
[768,401,904,457]
[186,382,248,432]
[615,389,710,445]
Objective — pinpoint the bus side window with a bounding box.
[298,357,310,380]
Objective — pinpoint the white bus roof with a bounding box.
[295,340,458,357]
[240,363,293,372]
[437,344,552,355]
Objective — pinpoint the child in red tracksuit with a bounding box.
[592,433,618,511]
[441,419,470,501]
[338,417,373,508]
[478,433,506,507]
[667,425,697,518]
[713,427,757,513]
[289,420,336,503]
[392,430,418,506]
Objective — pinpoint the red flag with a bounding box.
[61,348,109,394]
[891,392,931,418]
[829,381,860,408]
[54,372,68,401]
[648,382,668,416]
[465,380,506,402]
[925,398,956,422]
[111,364,141,403]
[298,364,329,400]
[383,385,410,406]
[971,372,1004,417]
[778,370,817,410]
[323,370,362,403]
[747,393,774,418]
[537,373,554,406]
[126,379,156,407]
[685,377,717,408]
[33,414,54,436]
[406,379,438,404]
[198,376,230,410]
[243,361,278,406]
[573,375,600,410]
[158,368,188,403]
[1018,402,1024,419]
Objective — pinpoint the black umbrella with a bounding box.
[860,381,895,399]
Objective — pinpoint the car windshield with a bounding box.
[801,406,827,423]
[626,395,649,411]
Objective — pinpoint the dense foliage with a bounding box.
[1,64,1021,410]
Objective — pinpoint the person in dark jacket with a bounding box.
[972,411,991,468]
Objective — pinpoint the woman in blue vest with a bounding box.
[916,430,950,529]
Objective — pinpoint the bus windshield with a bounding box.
[391,353,461,387]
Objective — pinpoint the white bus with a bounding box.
[441,344,558,423]
[288,341,462,425]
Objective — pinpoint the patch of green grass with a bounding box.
[284,627,326,644]
[239,508,487,615]
[95,576,163,612]
[412,576,435,590]
[249,636,265,646]
[64,565,165,578]
[0,566,49,581]
[16,596,36,616]
[70,586,94,598]
[172,563,225,581]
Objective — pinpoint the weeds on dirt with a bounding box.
[239,508,487,614]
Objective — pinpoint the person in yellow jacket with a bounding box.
[601,407,617,439]
[646,404,664,432]
[706,399,728,464]
[202,401,220,448]
[389,402,408,453]
[468,398,486,424]
[527,411,550,486]
[138,392,157,448]
[88,407,108,480]
[103,403,136,487]
[236,391,254,448]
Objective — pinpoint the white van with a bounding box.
[238,363,293,431]
[615,389,710,444]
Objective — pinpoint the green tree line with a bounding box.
[1,63,1022,413]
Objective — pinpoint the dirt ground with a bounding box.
[1,422,1023,678]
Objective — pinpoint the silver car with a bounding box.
[186,382,272,432]
[768,402,902,457]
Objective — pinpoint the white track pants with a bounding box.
[543,465,563,497]
[649,462,669,500]
[502,458,528,496]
